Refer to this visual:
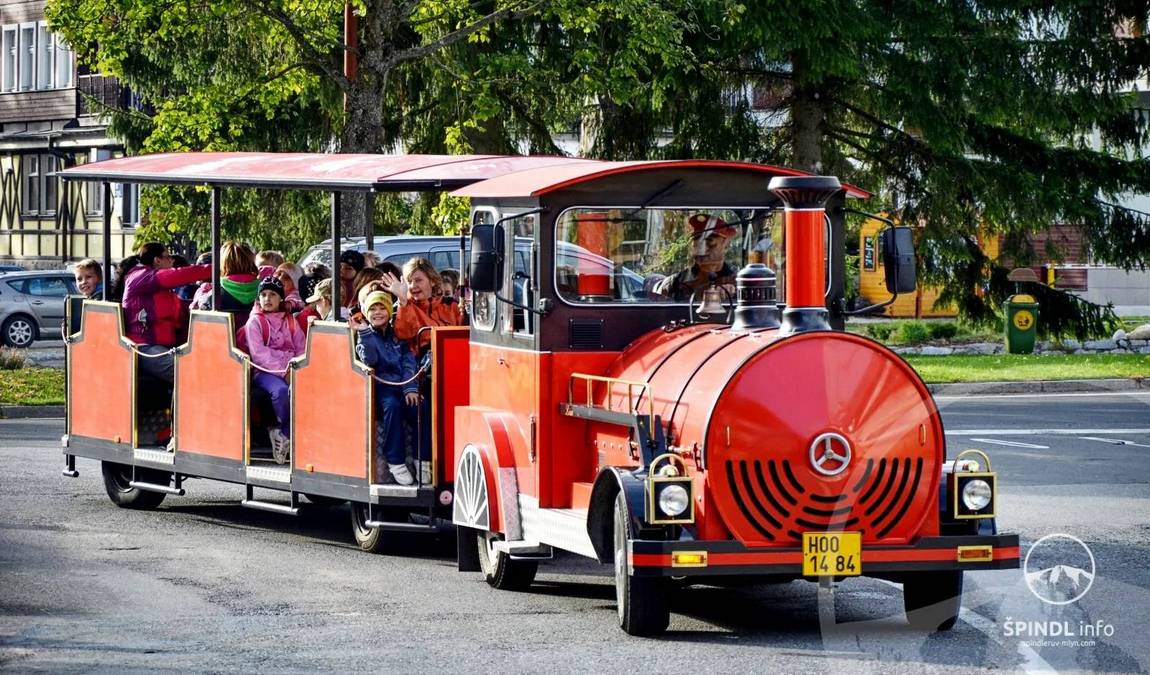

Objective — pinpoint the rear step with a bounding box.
[241,485,299,515]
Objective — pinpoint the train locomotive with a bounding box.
[450,169,1020,635]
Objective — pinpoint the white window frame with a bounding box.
[18,22,36,92]
[54,33,72,88]
[1,26,16,93]
[36,22,53,90]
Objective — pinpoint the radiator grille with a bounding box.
[722,457,925,543]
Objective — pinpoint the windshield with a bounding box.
[555,207,778,305]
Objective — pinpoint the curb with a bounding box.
[0,405,65,419]
[929,378,1147,396]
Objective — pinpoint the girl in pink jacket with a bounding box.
[244,276,307,464]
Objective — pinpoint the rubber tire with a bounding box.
[100,461,168,510]
[349,502,390,554]
[2,314,37,348]
[613,491,670,636]
[903,570,964,631]
[302,493,346,507]
[477,530,538,591]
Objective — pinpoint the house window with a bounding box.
[85,150,113,216]
[18,24,34,91]
[0,22,74,92]
[1,27,15,93]
[119,183,140,227]
[21,154,59,217]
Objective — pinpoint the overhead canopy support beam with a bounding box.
[211,187,221,310]
[102,182,111,302]
[330,192,341,313]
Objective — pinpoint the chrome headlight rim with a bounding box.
[961,478,993,511]
[658,484,690,517]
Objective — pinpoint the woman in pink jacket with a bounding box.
[244,276,307,464]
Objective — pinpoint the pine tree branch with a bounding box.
[247,0,351,92]
[389,0,546,68]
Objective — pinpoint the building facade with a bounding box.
[1,0,137,270]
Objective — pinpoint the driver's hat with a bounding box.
[689,213,736,238]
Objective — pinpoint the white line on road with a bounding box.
[873,578,1056,674]
[1079,436,1150,448]
[969,437,1050,449]
[946,428,1150,436]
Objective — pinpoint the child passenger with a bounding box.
[245,276,306,464]
[353,291,420,486]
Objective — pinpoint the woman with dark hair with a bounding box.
[120,242,211,383]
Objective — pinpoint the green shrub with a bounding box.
[897,321,931,344]
[865,323,894,341]
[0,348,26,371]
[928,322,959,340]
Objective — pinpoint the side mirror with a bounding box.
[469,223,504,293]
[881,226,917,294]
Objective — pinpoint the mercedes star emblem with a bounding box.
[809,432,852,476]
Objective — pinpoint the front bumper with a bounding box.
[629,534,1020,577]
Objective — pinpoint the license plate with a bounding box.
[802,532,861,577]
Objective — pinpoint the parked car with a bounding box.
[0,271,79,347]
[298,235,645,298]
[0,264,25,273]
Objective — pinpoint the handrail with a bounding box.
[567,372,655,438]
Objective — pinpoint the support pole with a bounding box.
[211,187,221,309]
[101,182,111,301]
[364,192,374,252]
[330,191,342,313]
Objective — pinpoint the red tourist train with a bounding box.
[59,153,1019,636]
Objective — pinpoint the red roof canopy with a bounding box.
[452,159,871,199]
[58,152,600,191]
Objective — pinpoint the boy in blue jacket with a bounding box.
[353,291,420,485]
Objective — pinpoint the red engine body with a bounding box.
[602,326,944,547]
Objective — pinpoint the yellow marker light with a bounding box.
[957,545,993,563]
[671,551,708,568]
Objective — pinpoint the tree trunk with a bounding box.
[338,0,395,238]
[790,54,826,175]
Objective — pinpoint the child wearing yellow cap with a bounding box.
[352,291,420,485]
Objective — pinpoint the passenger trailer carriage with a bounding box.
[58,153,1019,636]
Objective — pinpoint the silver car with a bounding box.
[0,271,79,347]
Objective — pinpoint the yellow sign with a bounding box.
[802,532,861,577]
[1013,310,1035,331]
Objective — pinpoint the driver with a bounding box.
[653,214,738,302]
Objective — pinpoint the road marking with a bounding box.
[946,428,1150,436]
[874,578,1055,673]
[969,438,1050,449]
[1079,436,1150,448]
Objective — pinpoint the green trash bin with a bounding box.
[1004,293,1039,354]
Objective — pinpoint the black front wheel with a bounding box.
[613,491,669,636]
[100,462,167,510]
[903,570,963,631]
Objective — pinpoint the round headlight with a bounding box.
[658,484,690,517]
[962,479,992,511]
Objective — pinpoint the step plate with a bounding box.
[134,448,174,466]
[246,465,291,484]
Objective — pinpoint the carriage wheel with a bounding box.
[349,502,390,554]
[903,570,963,631]
[477,531,537,591]
[613,491,669,636]
[100,461,167,510]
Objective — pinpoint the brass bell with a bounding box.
[696,285,725,317]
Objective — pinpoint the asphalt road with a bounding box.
[1,392,1148,673]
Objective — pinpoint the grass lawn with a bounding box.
[0,368,66,405]
[904,353,1150,384]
